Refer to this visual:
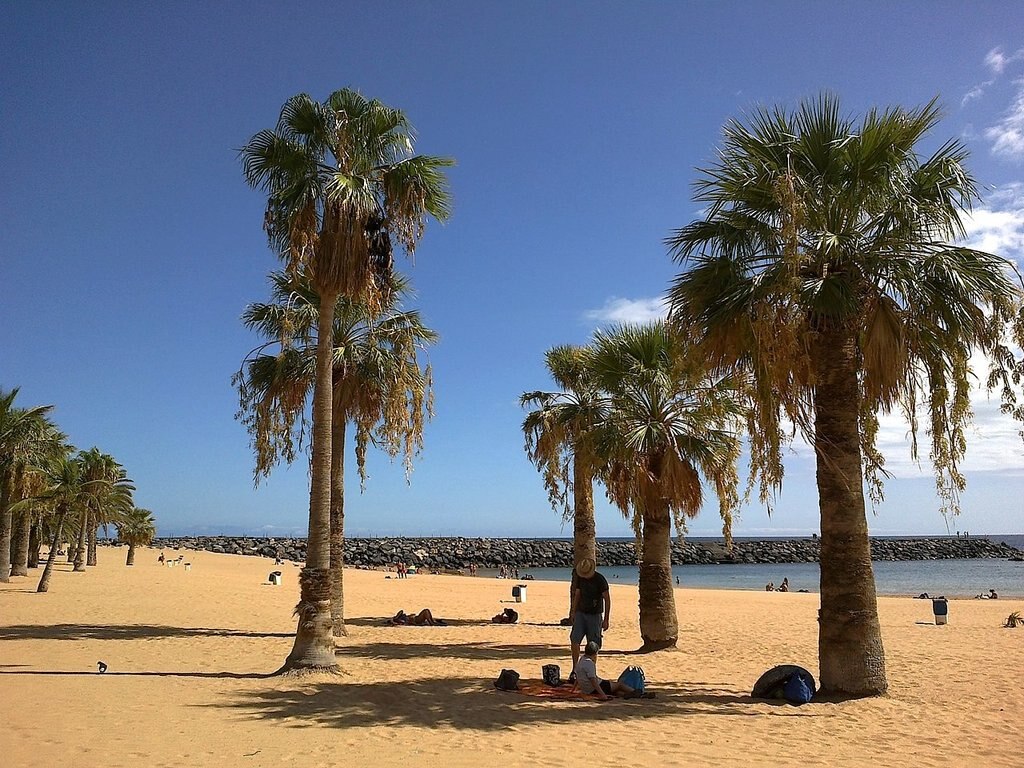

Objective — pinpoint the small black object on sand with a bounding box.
[97,661,107,673]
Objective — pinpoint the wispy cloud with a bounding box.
[985,78,1024,160]
[985,46,1024,75]
[961,80,993,107]
[584,296,667,325]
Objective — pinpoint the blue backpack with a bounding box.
[617,665,646,693]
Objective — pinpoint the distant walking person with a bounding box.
[569,558,610,674]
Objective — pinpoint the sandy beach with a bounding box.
[2,547,1021,768]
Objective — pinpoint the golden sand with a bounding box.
[2,547,1021,767]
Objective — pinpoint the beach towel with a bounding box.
[500,679,610,701]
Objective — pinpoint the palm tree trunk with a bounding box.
[330,413,347,636]
[637,492,678,651]
[73,517,87,572]
[28,521,40,568]
[87,518,98,566]
[812,327,887,697]
[126,543,135,566]
[0,472,12,582]
[282,287,339,672]
[11,511,31,576]
[570,455,596,614]
[38,510,67,593]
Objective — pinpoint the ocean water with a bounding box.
[501,535,1024,598]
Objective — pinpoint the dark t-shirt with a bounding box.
[575,572,609,615]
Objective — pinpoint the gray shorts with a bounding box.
[570,611,603,646]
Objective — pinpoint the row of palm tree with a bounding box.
[0,387,156,591]
[524,95,1024,698]
[239,88,450,672]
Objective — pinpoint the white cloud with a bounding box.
[985,78,1024,159]
[962,183,1024,259]
[584,296,668,326]
[985,46,1024,75]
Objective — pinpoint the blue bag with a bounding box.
[617,665,646,693]
[782,672,813,704]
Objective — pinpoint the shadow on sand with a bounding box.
[0,623,292,642]
[209,678,812,730]
[334,640,568,662]
[0,669,276,679]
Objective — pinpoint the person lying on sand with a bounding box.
[491,608,519,624]
[573,641,641,700]
[389,609,447,626]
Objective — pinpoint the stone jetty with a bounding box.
[137,535,1024,570]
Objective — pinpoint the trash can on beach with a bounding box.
[269,571,282,586]
[512,584,527,603]
[932,597,948,625]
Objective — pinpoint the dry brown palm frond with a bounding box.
[1005,611,1023,628]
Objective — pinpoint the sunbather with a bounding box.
[491,608,519,624]
[389,608,446,626]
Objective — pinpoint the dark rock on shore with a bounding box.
[134,535,1024,570]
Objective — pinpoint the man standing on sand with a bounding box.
[569,557,610,674]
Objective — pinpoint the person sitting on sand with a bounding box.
[989,589,999,600]
[765,581,774,592]
[573,641,636,700]
[491,607,519,624]
[389,609,446,626]
[777,578,789,593]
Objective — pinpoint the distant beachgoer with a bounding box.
[573,641,635,700]
[389,608,445,626]
[569,558,610,672]
[777,578,790,593]
[989,589,999,600]
[675,576,680,586]
[158,552,165,564]
[491,607,519,624]
[765,582,774,592]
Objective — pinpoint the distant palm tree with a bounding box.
[241,89,452,671]
[667,95,1024,695]
[521,345,607,612]
[588,323,743,651]
[74,449,133,572]
[0,388,56,582]
[118,508,156,566]
[235,270,436,636]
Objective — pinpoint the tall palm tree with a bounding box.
[521,345,607,612]
[588,323,743,651]
[241,89,451,671]
[235,270,437,638]
[0,388,56,582]
[666,95,1024,696]
[118,507,156,566]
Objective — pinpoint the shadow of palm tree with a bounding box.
[0,624,292,641]
[344,617,493,628]
[209,678,809,731]
[334,640,567,662]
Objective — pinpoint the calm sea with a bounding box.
[501,535,1024,599]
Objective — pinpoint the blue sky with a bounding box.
[4,2,1024,538]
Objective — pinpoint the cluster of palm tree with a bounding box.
[239,88,450,672]
[522,324,744,652]
[526,96,1024,698]
[1,388,153,592]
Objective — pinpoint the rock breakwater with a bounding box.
[139,536,1024,570]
